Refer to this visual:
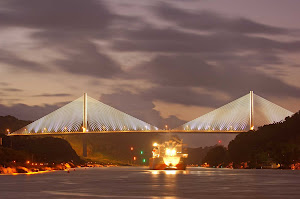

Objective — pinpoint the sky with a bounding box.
[0,0,300,147]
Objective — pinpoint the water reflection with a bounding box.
[149,170,189,175]
[0,167,299,199]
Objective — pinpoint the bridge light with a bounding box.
[165,125,168,130]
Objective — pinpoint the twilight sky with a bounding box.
[0,0,300,147]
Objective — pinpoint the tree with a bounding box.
[203,145,228,167]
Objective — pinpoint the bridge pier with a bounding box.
[82,135,88,157]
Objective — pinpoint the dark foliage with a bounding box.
[11,136,80,163]
[228,110,300,168]
[203,110,300,168]
[0,146,29,165]
[0,115,31,134]
[187,146,214,165]
[3,136,81,163]
[203,145,229,167]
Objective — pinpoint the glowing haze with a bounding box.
[1,0,300,147]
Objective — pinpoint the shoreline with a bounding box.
[0,163,120,175]
[2,165,300,175]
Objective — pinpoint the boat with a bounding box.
[149,137,188,170]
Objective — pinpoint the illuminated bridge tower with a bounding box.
[250,91,254,130]
[82,93,88,157]
[11,93,158,157]
[174,91,293,132]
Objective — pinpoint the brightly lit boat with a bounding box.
[149,137,188,170]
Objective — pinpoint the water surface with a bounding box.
[1,167,299,198]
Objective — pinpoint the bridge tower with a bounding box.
[250,91,254,130]
[83,93,87,132]
[82,93,88,157]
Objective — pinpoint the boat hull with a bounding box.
[149,157,187,170]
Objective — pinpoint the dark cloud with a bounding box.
[0,0,299,135]
[0,102,67,121]
[0,0,127,77]
[125,54,300,107]
[2,88,23,92]
[100,91,186,129]
[54,42,123,78]
[0,49,47,72]
[141,86,225,108]
[155,3,288,35]
[33,93,72,97]
[113,27,300,53]
[0,82,9,86]
[0,0,114,31]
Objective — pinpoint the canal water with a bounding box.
[1,167,300,199]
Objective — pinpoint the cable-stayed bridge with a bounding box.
[175,91,293,132]
[10,91,293,135]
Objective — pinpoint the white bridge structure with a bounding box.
[10,91,293,135]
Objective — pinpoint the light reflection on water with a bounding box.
[150,170,189,175]
[0,167,300,199]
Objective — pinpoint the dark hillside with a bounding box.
[0,115,31,134]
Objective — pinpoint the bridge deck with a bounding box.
[8,130,244,136]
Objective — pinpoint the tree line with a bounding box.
[203,110,300,169]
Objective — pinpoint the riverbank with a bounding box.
[0,163,71,175]
[0,162,121,175]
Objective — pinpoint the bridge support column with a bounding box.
[82,135,88,157]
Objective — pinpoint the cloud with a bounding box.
[54,42,123,78]
[0,102,67,121]
[0,0,127,77]
[0,49,47,72]
[100,91,186,129]
[155,3,288,35]
[33,93,72,97]
[0,82,9,86]
[112,27,300,53]
[0,0,299,132]
[0,0,114,31]
[124,54,300,107]
[1,88,23,92]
